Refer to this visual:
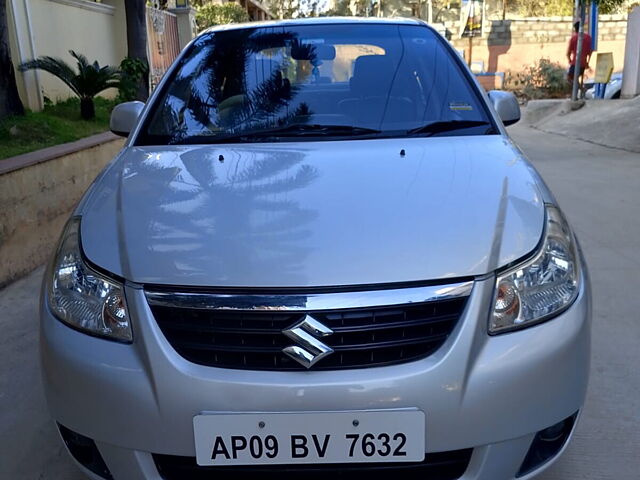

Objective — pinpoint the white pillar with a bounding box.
[168,7,197,51]
[621,6,640,98]
[8,0,43,111]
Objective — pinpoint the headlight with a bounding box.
[490,205,580,334]
[47,217,132,342]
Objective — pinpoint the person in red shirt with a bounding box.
[567,22,593,86]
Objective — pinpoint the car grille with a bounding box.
[146,282,471,371]
[153,449,473,480]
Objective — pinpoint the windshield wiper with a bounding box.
[174,124,382,144]
[407,120,496,137]
[240,123,382,139]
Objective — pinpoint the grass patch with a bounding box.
[0,97,116,159]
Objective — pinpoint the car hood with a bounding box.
[80,136,545,287]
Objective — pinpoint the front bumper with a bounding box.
[40,274,591,480]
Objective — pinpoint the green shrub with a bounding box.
[117,57,149,103]
[505,58,570,100]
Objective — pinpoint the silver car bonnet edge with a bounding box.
[145,281,473,311]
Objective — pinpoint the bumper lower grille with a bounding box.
[146,282,470,371]
[153,449,473,480]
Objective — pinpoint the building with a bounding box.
[235,0,273,21]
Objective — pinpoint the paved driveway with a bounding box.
[509,125,640,480]
[0,125,638,479]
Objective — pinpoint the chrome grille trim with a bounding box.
[144,281,473,311]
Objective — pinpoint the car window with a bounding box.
[137,24,494,145]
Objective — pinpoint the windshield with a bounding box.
[137,23,495,145]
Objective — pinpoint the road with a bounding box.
[0,125,638,479]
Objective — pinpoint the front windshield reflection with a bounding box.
[139,24,492,145]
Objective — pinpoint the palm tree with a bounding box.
[19,50,120,119]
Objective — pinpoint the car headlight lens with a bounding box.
[47,217,132,342]
[490,206,580,334]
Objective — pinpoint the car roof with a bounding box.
[201,16,428,35]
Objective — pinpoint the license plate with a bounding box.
[193,410,425,466]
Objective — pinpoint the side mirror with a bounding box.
[110,101,145,137]
[488,90,520,126]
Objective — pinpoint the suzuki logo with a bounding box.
[282,315,334,368]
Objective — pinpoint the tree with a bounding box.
[321,0,369,16]
[19,51,120,119]
[196,3,249,30]
[297,0,321,17]
[124,0,149,101]
[0,0,25,119]
[507,0,627,16]
[267,0,299,19]
[509,0,573,16]
[322,0,352,16]
[596,0,629,14]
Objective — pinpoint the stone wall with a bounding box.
[0,134,125,288]
[444,15,628,87]
[447,15,629,47]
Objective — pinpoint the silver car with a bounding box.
[585,72,623,99]
[41,18,590,480]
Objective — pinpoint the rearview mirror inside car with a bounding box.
[291,43,336,62]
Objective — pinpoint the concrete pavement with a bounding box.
[0,125,638,479]
[0,266,84,479]
[510,125,640,480]
[528,97,640,154]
